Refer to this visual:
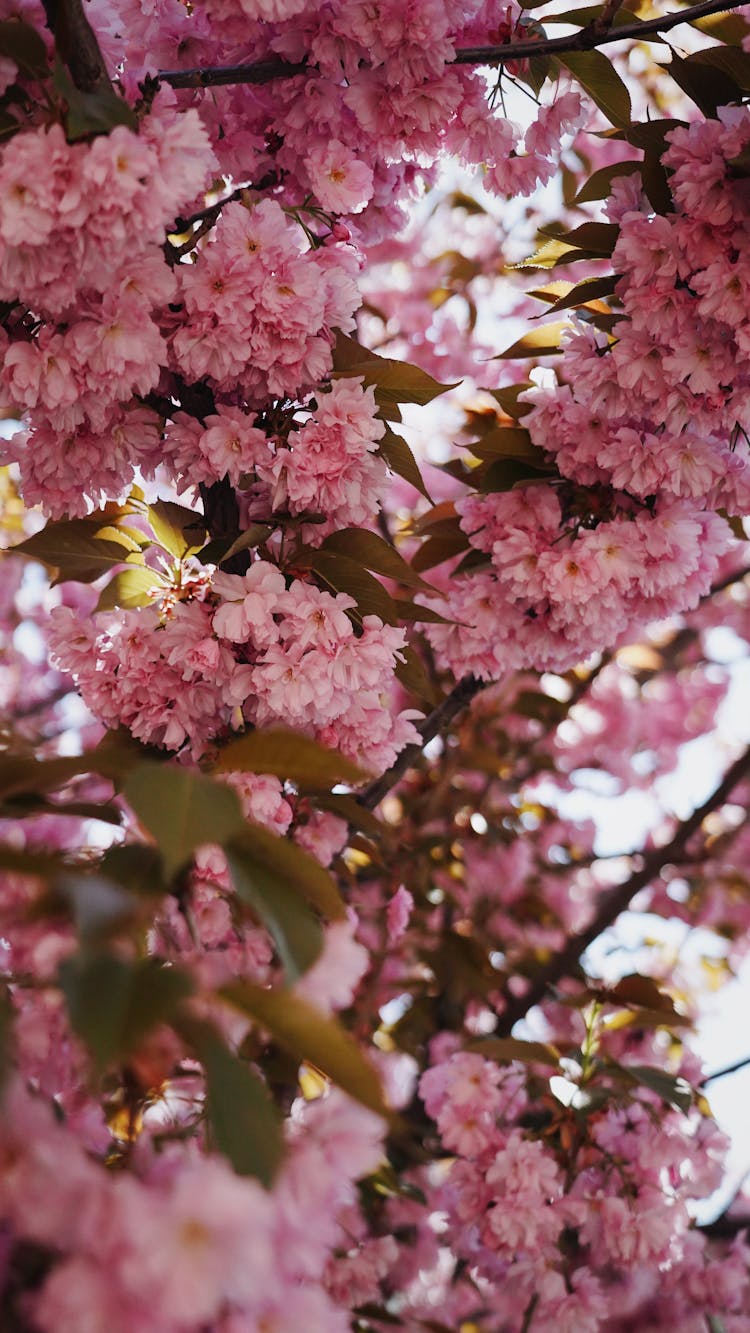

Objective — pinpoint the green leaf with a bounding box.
[518,236,604,270]
[541,3,638,23]
[91,727,153,782]
[552,221,620,254]
[199,523,272,568]
[307,790,384,839]
[520,52,551,97]
[2,791,121,823]
[411,532,468,574]
[55,872,140,943]
[467,1037,561,1066]
[480,455,555,491]
[53,58,137,138]
[494,321,569,359]
[532,271,623,313]
[391,598,452,625]
[147,501,206,560]
[683,44,750,92]
[0,752,100,800]
[214,727,366,787]
[393,642,442,707]
[123,762,245,880]
[640,147,673,217]
[0,844,68,877]
[489,384,533,419]
[555,51,632,129]
[311,550,398,624]
[0,18,48,76]
[622,119,685,152]
[13,517,143,584]
[178,1016,283,1187]
[573,159,642,205]
[378,427,433,502]
[621,1064,693,1113]
[466,426,543,461]
[321,528,432,591]
[666,50,742,117]
[95,566,167,611]
[333,331,459,406]
[225,842,323,983]
[609,974,677,1013]
[98,843,169,897]
[720,510,747,542]
[228,824,346,921]
[60,952,194,1073]
[692,10,748,42]
[221,981,389,1118]
[514,689,568,724]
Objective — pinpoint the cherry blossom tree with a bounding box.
[4,0,750,1328]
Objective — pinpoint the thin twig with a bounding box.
[495,743,750,1034]
[449,0,747,64]
[701,1054,750,1086]
[357,675,485,811]
[8,686,73,721]
[706,564,750,599]
[157,0,748,90]
[171,173,279,236]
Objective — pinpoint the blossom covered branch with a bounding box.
[496,742,750,1034]
[157,0,749,90]
[3,0,750,1328]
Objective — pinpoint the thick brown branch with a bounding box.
[157,0,747,90]
[40,0,110,91]
[158,57,308,90]
[496,743,750,1034]
[357,675,485,811]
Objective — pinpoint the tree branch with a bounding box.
[40,0,110,92]
[157,56,308,90]
[701,1054,750,1086]
[495,743,750,1034]
[706,564,750,599]
[357,675,485,811]
[697,1211,750,1238]
[451,0,747,65]
[157,0,748,91]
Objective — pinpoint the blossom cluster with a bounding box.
[163,375,389,539]
[169,200,360,403]
[0,103,215,515]
[0,1078,385,1333]
[4,0,750,1328]
[48,560,419,772]
[88,0,587,240]
[426,485,730,679]
[526,107,750,515]
[425,107,750,680]
[407,1048,749,1332]
[0,142,364,516]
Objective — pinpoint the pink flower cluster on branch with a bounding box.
[3,0,750,1329]
[49,563,419,771]
[425,107,750,682]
